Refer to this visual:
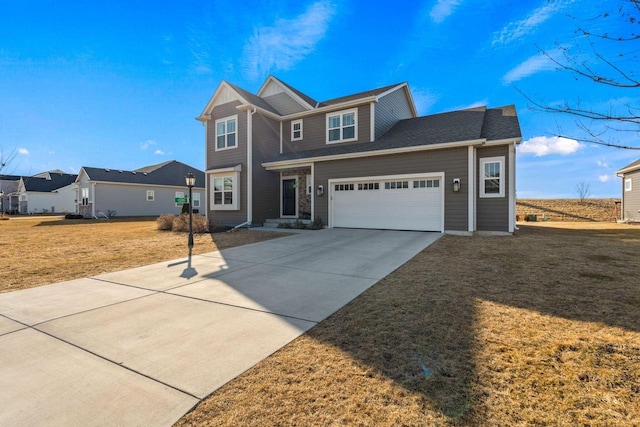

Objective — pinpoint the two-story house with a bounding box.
[198,76,522,234]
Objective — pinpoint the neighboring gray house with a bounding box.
[617,159,640,222]
[16,172,78,214]
[76,160,205,218]
[198,75,522,234]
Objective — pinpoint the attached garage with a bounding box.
[329,173,444,232]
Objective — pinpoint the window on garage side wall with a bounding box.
[479,156,505,198]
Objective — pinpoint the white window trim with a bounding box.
[214,114,238,152]
[625,178,632,192]
[210,171,240,211]
[146,190,155,201]
[479,156,505,198]
[291,119,303,142]
[192,192,200,208]
[326,108,358,144]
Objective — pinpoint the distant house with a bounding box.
[198,75,522,234]
[15,171,77,214]
[617,159,640,222]
[76,160,205,218]
[0,175,21,214]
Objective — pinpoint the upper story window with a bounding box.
[625,178,632,192]
[479,156,505,198]
[146,190,155,201]
[215,115,237,151]
[291,119,303,141]
[81,187,90,206]
[326,108,357,144]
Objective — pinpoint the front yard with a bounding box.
[2,218,639,425]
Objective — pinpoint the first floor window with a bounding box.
[81,188,89,206]
[480,157,505,197]
[192,192,200,208]
[625,178,632,192]
[175,191,184,207]
[146,190,155,201]
[210,172,240,210]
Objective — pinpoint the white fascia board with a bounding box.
[206,164,242,174]
[617,164,640,175]
[89,181,205,190]
[484,137,522,146]
[262,139,486,170]
[236,104,282,121]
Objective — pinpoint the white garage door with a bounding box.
[331,175,443,231]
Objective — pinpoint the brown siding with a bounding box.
[282,104,372,154]
[314,148,469,231]
[252,113,281,224]
[476,145,510,232]
[622,170,640,221]
[206,101,248,227]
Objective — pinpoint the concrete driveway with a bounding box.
[0,228,441,426]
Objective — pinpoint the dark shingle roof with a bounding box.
[271,105,521,162]
[319,83,404,107]
[83,160,205,188]
[23,173,77,192]
[275,77,318,108]
[226,82,281,115]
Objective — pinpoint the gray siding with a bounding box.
[263,93,307,115]
[476,145,510,232]
[252,113,281,224]
[375,87,414,139]
[94,183,204,217]
[314,148,469,231]
[206,101,248,227]
[282,104,372,154]
[622,169,640,221]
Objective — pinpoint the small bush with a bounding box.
[156,214,175,231]
[158,214,210,233]
[309,216,324,230]
[65,214,84,219]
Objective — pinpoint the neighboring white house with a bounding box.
[76,160,205,218]
[16,171,78,214]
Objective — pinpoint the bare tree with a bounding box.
[0,147,19,174]
[518,0,640,149]
[575,181,592,203]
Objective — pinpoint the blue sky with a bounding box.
[1,0,637,197]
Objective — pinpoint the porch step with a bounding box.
[263,218,311,228]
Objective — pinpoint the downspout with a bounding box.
[91,182,96,218]
[508,143,516,232]
[247,107,257,226]
[467,146,475,232]
[203,121,209,223]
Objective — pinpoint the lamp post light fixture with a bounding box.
[185,172,196,250]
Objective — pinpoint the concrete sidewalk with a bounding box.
[0,228,441,426]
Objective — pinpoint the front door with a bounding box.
[282,178,297,217]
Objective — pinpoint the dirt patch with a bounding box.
[0,217,286,294]
[176,223,640,426]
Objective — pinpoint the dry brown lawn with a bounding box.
[176,222,640,426]
[0,216,285,294]
[2,217,639,425]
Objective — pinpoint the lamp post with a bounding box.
[185,172,196,250]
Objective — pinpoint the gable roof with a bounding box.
[199,77,418,120]
[617,159,640,175]
[22,173,77,192]
[265,105,521,164]
[81,160,205,188]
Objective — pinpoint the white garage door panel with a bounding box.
[332,177,443,231]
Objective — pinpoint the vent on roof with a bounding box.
[105,169,110,172]
[119,170,123,173]
[143,172,148,176]
[132,171,136,175]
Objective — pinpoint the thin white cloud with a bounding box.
[519,136,582,156]
[411,88,439,115]
[502,51,558,84]
[154,149,165,155]
[598,174,610,183]
[492,0,574,46]
[242,1,336,80]
[18,148,29,155]
[430,0,462,23]
[597,159,609,168]
[140,139,156,150]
